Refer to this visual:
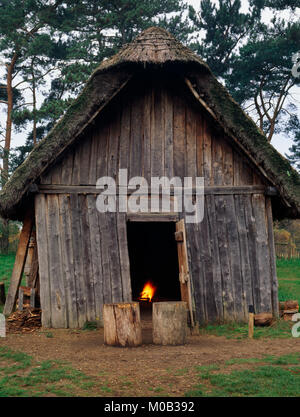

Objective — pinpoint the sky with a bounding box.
[0,0,299,160]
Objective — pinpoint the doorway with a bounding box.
[127,221,181,303]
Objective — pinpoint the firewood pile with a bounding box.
[279,300,299,321]
[7,308,41,333]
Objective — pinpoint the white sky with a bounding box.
[0,0,299,159]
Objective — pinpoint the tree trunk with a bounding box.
[103,302,142,347]
[153,301,188,345]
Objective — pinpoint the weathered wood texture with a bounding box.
[35,74,277,327]
[153,301,188,345]
[103,302,142,347]
[35,194,132,328]
[3,211,33,316]
[186,193,277,324]
[40,76,262,187]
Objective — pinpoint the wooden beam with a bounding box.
[37,184,273,196]
[127,213,179,222]
[3,211,33,316]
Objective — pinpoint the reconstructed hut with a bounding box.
[1,27,300,328]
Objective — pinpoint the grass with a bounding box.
[184,353,300,397]
[277,258,300,306]
[0,346,99,397]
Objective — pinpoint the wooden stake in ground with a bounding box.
[153,301,188,345]
[248,305,254,339]
[103,302,142,347]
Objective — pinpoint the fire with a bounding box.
[139,281,156,302]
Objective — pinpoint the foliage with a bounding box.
[189,0,300,143]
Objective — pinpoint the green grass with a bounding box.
[0,346,99,397]
[185,353,300,397]
[277,258,300,306]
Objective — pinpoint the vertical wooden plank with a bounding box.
[215,196,235,321]
[173,94,185,180]
[58,194,79,328]
[87,194,104,323]
[151,83,164,177]
[197,198,218,322]
[164,87,174,179]
[266,197,279,316]
[196,113,203,177]
[202,117,212,185]
[106,212,123,303]
[186,106,197,179]
[35,194,51,327]
[79,194,96,321]
[51,162,62,185]
[235,194,254,317]
[69,193,87,327]
[224,195,244,321]
[206,195,223,321]
[108,98,121,181]
[244,194,260,313]
[79,138,92,185]
[96,124,109,179]
[129,89,143,179]
[98,212,113,304]
[211,133,223,185]
[72,145,81,185]
[117,213,132,302]
[89,130,98,185]
[252,194,272,312]
[143,85,151,183]
[3,210,33,316]
[119,94,131,173]
[47,195,67,327]
[222,137,234,186]
[185,222,206,325]
[61,151,74,185]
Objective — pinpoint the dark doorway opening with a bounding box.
[127,221,181,302]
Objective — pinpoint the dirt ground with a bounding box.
[1,324,300,396]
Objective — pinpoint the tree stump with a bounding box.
[103,302,142,347]
[153,301,188,345]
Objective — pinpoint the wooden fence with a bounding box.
[275,241,300,259]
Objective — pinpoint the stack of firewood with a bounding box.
[7,308,41,333]
[279,300,299,321]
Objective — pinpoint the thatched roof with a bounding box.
[0,26,299,220]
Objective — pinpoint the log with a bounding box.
[254,312,273,326]
[152,301,188,346]
[103,302,142,347]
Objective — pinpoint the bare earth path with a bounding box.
[0,328,299,396]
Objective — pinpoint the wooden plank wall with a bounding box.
[35,194,131,328]
[36,73,278,327]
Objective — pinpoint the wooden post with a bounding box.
[3,211,33,316]
[153,301,188,345]
[0,283,5,305]
[18,287,24,311]
[248,305,254,339]
[103,302,142,347]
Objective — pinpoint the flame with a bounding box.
[139,281,156,302]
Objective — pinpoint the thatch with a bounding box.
[0,26,299,220]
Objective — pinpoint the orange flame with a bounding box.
[139,281,156,302]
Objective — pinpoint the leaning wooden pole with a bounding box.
[3,210,33,316]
